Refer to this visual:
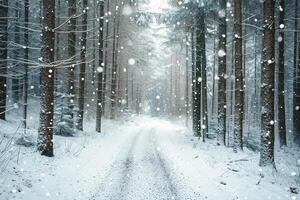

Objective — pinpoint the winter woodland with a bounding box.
[0,0,300,199]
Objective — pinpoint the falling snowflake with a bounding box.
[97,67,104,73]
[218,9,226,18]
[128,58,136,65]
[218,49,226,57]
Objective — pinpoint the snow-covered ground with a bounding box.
[0,117,299,200]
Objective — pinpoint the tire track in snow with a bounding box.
[91,125,192,200]
[89,129,141,200]
[148,128,179,200]
[152,127,203,200]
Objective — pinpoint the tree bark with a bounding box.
[96,0,105,133]
[200,8,208,141]
[293,0,300,141]
[0,0,8,120]
[110,6,121,119]
[68,0,77,129]
[195,12,203,137]
[38,0,55,157]
[13,0,20,104]
[185,33,189,127]
[102,0,110,117]
[77,0,88,131]
[191,29,198,135]
[278,0,286,146]
[260,0,276,168]
[23,0,29,132]
[233,0,244,151]
[217,0,227,145]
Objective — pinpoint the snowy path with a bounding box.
[1,117,299,200]
[90,126,199,200]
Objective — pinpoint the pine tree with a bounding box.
[12,0,20,104]
[23,0,29,132]
[217,0,227,145]
[110,3,121,120]
[77,0,88,131]
[0,0,8,120]
[191,28,198,136]
[260,0,275,167]
[96,0,105,133]
[38,0,56,157]
[200,8,208,141]
[102,0,110,117]
[293,0,300,141]
[68,0,77,129]
[233,0,243,151]
[185,33,190,127]
[278,0,286,146]
[195,9,203,137]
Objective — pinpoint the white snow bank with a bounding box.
[0,118,142,200]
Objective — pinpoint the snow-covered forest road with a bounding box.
[90,124,199,200]
[1,117,299,200]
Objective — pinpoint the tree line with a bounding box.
[0,0,143,157]
[170,0,298,168]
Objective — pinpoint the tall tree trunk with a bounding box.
[23,0,29,133]
[13,0,20,104]
[96,0,105,133]
[110,8,120,119]
[38,0,55,157]
[125,66,129,110]
[91,0,97,85]
[195,14,202,137]
[102,0,110,116]
[293,0,300,141]
[0,0,8,120]
[77,0,88,130]
[200,8,208,141]
[68,0,77,129]
[55,0,60,62]
[191,29,198,135]
[278,0,286,146]
[260,0,276,168]
[233,0,243,151]
[185,33,189,127]
[217,0,227,145]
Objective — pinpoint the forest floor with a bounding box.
[0,116,299,200]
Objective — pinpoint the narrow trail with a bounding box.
[90,125,192,200]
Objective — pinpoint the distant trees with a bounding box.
[171,0,298,168]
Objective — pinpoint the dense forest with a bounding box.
[0,0,299,199]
